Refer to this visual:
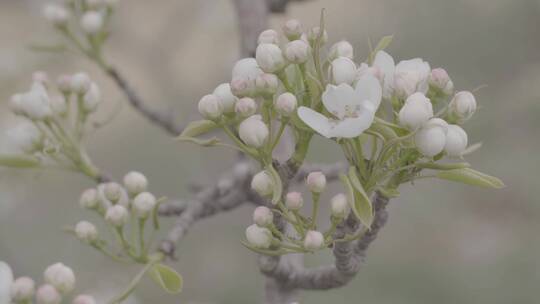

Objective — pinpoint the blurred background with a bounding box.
[1,0,539,303]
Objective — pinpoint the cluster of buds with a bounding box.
[1,72,103,178]
[43,0,118,34]
[74,171,163,264]
[0,260,96,304]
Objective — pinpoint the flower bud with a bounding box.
[75,221,98,243]
[258,29,280,45]
[303,230,324,250]
[329,40,354,61]
[73,294,97,304]
[414,118,448,157]
[253,206,273,227]
[133,192,157,218]
[283,19,303,40]
[307,27,328,45]
[275,93,297,116]
[82,83,101,112]
[105,205,129,227]
[356,63,384,83]
[79,188,99,209]
[230,77,255,98]
[398,92,434,130]
[80,11,104,34]
[444,124,468,157]
[10,277,35,302]
[448,91,476,123]
[43,4,70,26]
[330,193,350,219]
[284,40,310,64]
[19,84,53,120]
[123,171,148,196]
[213,83,238,113]
[198,94,223,120]
[329,57,356,85]
[256,43,287,73]
[245,224,272,249]
[429,68,454,95]
[103,182,122,203]
[70,73,91,94]
[9,94,24,115]
[36,285,62,304]
[235,97,257,117]
[393,58,431,99]
[251,170,274,197]
[285,192,303,210]
[255,73,279,95]
[232,58,263,80]
[7,121,43,153]
[238,115,269,148]
[306,171,326,193]
[43,263,75,294]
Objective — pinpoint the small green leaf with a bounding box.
[436,168,504,189]
[416,162,470,170]
[373,35,394,54]
[149,263,183,294]
[0,155,40,168]
[176,136,220,147]
[266,164,283,206]
[178,120,217,138]
[346,167,374,228]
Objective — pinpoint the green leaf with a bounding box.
[436,168,504,189]
[373,35,394,54]
[346,167,374,228]
[176,136,220,147]
[0,155,40,168]
[178,120,217,138]
[416,162,470,170]
[377,187,400,198]
[149,263,183,294]
[266,165,283,206]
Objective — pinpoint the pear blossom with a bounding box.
[253,206,273,227]
[429,68,454,95]
[258,29,280,45]
[303,230,324,250]
[285,192,303,210]
[18,82,53,120]
[275,92,297,116]
[398,92,434,130]
[444,124,468,156]
[7,121,43,153]
[284,40,310,64]
[245,224,272,248]
[232,58,263,80]
[235,97,257,117]
[393,58,431,99]
[198,94,223,119]
[360,51,395,99]
[414,118,448,157]
[255,43,287,73]
[213,83,238,113]
[330,193,350,218]
[80,11,104,34]
[283,19,303,40]
[251,170,274,197]
[297,74,382,138]
[255,73,279,95]
[43,4,70,26]
[329,57,356,85]
[329,40,354,60]
[44,263,75,294]
[448,91,476,123]
[10,277,35,302]
[306,171,327,193]
[238,115,269,148]
[36,284,61,304]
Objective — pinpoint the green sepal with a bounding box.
[369,35,394,62]
[177,120,218,138]
[436,168,504,189]
[149,263,183,294]
[266,164,283,206]
[176,136,221,147]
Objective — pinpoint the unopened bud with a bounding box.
[36,284,62,304]
[103,182,122,203]
[429,68,453,95]
[75,221,98,243]
[329,40,354,61]
[306,171,326,193]
[133,192,157,218]
[79,188,99,209]
[245,224,272,249]
[82,83,101,112]
[251,170,274,197]
[329,57,356,85]
[275,92,297,116]
[253,206,273,227]
[230,77,254,98]
[283,19,303,40]
[398,92,434,130]
[255,73,279,95]
[10,277,35,302]
[43,4,70,27]
[448,91,476,123]
[105,205,129,226]
[43,263,75,294]
[235,97,257,117]
[284,40,310,64]
[80,11,104,34]
[414,118,448,157]
[213,83,238,113]
[198,94,223,120]
[303,230,324,250]
[123,171,148,196]
[258,29,280,45]
[72,294,97,304]
[70,73,91,94]
[238,115,269,148]
[256,43,287,73]
[330,193,350,218]
[444,124,468,157]
[285,192,303,210]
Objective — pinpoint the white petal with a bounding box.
[321,84,358,120]
[355,73,382,110]
[0,261,13,304]
[327,107,375,138]
[297,107,332,138]
[373,51,395,99]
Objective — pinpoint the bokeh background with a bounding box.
[1,0,539,303]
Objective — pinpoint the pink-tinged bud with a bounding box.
[253,206,273,227]
[105,205,129,227]
[251,170,274,197]
[255,73,279,95]
[235,97,257,117]
[73,294,97,304]
[283,19,303,40]
[43,263,75,294]
[444,124,468,157]
[329,57,356,85]
[256,43,287,73]
[330,193,350,218]
[284,40,310,64]
[75,221,98,243]
[329,40,354,61]
[36,284,61,304]
[10,277,35,302]
[245,224,272,248]
[448,91,476,123]
[198,94,223,120]
[213,83,238,113]
[133,192,157,218]
[258,29,280,45]
[303,230,324,250]
[238,115,269,148]
[285,192,303,210]
[306,171,326,193]
[275,93,297,116]
[414,118,448,157]
[429,68,454,95]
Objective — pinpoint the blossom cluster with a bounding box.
[0,260,96,304]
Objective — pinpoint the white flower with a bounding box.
[251,170,274,197]
[285,192,303,210]
[70,73,91,94]
[80,11,104,34]
[255,73,279,95]
[79,188,99,209]
[19,83,53,120]
[43,4,69,26]
[393,58,431,99]
[329,57,356,85]
[256,43,287,73]
[232,58,263,80]
[245,224,272,249]
[283,19,303,40]
[330,193,350,218]
[213,83,238,113]
[83,82,101,112]
[7,121,43,153]
[449,91,476,123]
[0,261,13,304]
[275,92,297,116]
[284,40,310,64]
[105,205,129,226]
[133,192,157,218]
[398,92,434,130]
[235,97,257,117]
[329,40,354,60]
[297,74,382,138]
[253,206,273,227]
[73,294,97,304]
[444,124,468,156]
[258,29,280,45]
[429,68,454,95]
[75,221,98,243]
[43,263,75,294]
[238,115,269,148]
[36,284,62,304]
[303,230,324,250]
[123,171,148,195]
[306,171,326,193]
[414,118,448,157]
[198,94,223,120]
[10,277,35,302]
[372,51,395,99]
